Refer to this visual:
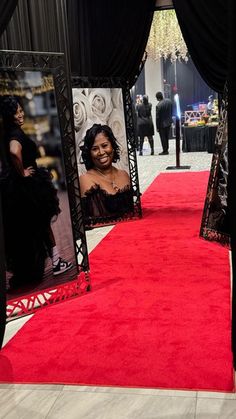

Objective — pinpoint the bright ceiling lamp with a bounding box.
[146,10,188,62]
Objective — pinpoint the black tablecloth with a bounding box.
[205,125,218,153]
[182,125,218,153]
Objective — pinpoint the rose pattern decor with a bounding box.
[72,88,128,175]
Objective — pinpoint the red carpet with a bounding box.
[0,171,234,391]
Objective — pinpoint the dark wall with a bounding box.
[163,56,216,113]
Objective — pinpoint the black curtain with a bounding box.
[0,0,155,87]
[163,57,215,112]
[67,0,155,86]
[173,0,227,94]
[0,0,18,37]
[0,0,68,53]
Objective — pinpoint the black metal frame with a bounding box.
[200,84,230,248]
[71,76,142,227]
[0,50,90,324]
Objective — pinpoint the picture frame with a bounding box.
[71,76,142,229]
[0,50,90,320]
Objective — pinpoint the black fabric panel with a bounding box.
[173,0,227,93]
[163,58,215,112]
[67,0,92,75]
[0,0,18,37]
[67,0,155,86]
[0,0,67,53]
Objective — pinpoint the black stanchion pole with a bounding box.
[176,117,181,167]
[166,116,191,170]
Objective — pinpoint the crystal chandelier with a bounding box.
[146,10,188,62]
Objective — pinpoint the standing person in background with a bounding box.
[155,91,173,155]
[207,95,214,115]
[132,99,139,151]
[136,95,154,156]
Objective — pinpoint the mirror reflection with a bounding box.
[72,87,134,228]
[0,70,78,299]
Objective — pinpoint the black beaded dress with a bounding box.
[0,125,60,288]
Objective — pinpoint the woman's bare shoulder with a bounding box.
[79,171,96,195]
[116,168,130,182]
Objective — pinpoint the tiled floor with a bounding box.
[1,139,236,418]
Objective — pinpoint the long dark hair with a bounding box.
[0,95,22,127]
[81,124,120,170]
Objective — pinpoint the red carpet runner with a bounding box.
[0,171,234,391]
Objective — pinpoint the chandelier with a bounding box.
[146,10,188,62]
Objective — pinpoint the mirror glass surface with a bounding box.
[0,70,78,303]
[72,87,135,228]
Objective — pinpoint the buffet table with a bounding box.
[182,124,218,153]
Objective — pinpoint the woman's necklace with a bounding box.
[95,167,119,191]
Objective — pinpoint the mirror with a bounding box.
[71,78,142,229]
[200,87,230,247]
[0,51,90,319]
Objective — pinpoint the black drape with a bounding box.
[0,0,18,37]
[163,57,215,112]
[67,0,155,86]
[173,0,227,94]
[0,0,67,52]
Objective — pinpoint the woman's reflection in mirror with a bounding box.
[79,123,134,226]
[0,95,72,292]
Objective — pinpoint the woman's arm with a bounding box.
[9,139,35,177]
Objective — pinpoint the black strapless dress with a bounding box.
[1,125,60,287]
[81,184,134,227]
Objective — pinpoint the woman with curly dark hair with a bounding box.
[79,123,133,226]
[0,95,72,291]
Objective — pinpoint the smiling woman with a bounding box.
[79,124,134,226]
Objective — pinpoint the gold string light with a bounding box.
[146,10,188,62]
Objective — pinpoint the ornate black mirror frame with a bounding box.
[0,50,90,325]
[71,76,142,229]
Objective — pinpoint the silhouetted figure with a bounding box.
[136,95,154,156]
[155,91,173,155]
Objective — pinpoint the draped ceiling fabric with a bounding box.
[67,0,156,86]
[173,0,236,367]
